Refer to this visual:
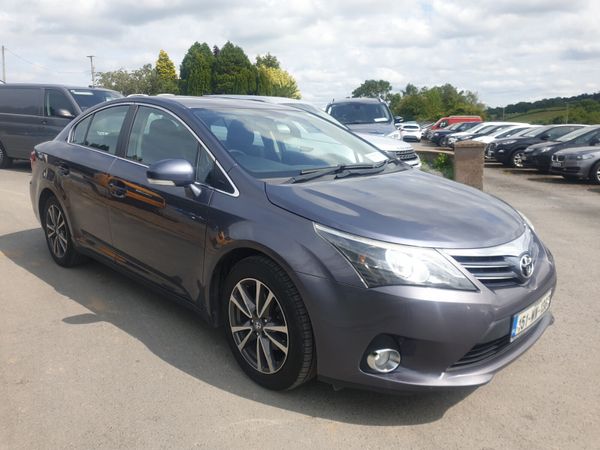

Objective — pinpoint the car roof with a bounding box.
[122,95,300,112]
[0,83,115,92]
[327,98,385,105]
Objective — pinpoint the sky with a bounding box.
[1,0,599,108]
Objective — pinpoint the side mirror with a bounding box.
[147,159,195,187]
[394,116,403,124]
[540,134,549,140]
[56,108,75,119]
[590,138,600,146]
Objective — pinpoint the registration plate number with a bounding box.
[511,290,552,341]
[551,161,564,168]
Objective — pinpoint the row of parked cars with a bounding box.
[422,116,600,184]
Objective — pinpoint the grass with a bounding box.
[499,107,567,124]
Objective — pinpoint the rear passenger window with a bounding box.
[0,87,41,115]
[84,106,129,154]
[71,115,92,145]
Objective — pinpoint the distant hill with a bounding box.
[487,93,600,124]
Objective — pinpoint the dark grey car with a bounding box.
[29,96,556,392]
[0,83,121,168]
[550,146,600,183]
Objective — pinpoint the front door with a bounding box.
[107,105,214,301]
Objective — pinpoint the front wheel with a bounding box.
[590,161,600,185]
[0,145,12,169]
[223,256,315,390]
[510,149,525,168]
[43,196,85,267]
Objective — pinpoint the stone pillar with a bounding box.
[453,141,485,190]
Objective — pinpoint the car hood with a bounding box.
[265,170,524,249]
[345,123,397,135]
[356,132,413,151]
[555,146,600,156]
[525,141,560,154]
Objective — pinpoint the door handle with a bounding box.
[108,180,127,199]
[57,164,69,176]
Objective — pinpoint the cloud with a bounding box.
[2,0,600,108]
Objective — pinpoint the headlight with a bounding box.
[386,130,402,140]
[540,147,551,153]
[502,140,517,145]
[314,224,476,290]
[575,154,594,160]
[448,137,457,143]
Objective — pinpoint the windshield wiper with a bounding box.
[287,161,390,184]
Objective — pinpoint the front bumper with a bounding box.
[296,253,556,392]
[550,160,592,178]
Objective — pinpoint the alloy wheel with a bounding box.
[45,204,68,258]
[228,278,289,374]
[512,151,525,168]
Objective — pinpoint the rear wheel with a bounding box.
[223,256,315,390]
[590,161,600,185]
[43,196,85,267]
[0,144,12,169]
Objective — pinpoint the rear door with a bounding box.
[0,86,44,159]
[55,104,131,253]
[107,105,216,300]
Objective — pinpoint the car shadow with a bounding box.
[2,160,31,173]
[526,176,588,185]
[0,228,476,426]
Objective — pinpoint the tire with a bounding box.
[0,144,12,169]
[42,196,85,267]
[509,149,525,168]
[223,255,315,390]
[590,161,600,185]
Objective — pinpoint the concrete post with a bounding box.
[453,140,485,190]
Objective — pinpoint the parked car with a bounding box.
[447,122,529,148]
[429,115,482,132]
[30,96,555,393]
[205,95,421,168]
[0,83,122,168]
[440,122,498,147]
[472,125,535,144]
[522,125,600,172]
[490,124,586,167]
[325,98,402,140]
[399,122,422,142]
[550,146,600,183]
[430,121,482,145]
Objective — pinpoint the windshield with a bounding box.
[328,102,392,125]
[193,107,393,179]
[556,126,596,142]
[494,127,527,138]
[283,102,347,128]
[521,125,552,138]
[446,122,462,131]
[69,89,123,111]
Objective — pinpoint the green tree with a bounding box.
[256,65,300,99]
[212,41,257,94]
[256,53,280,69]
[180,42,214,96]
[155,49,179,94]
[97,64,161,96]
[351,79,392,100]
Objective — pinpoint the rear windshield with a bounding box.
[69,89,123,111]
[328,102,392,125]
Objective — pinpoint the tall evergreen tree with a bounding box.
[179,42,214,96]
[155,49,179,94]
[212,41,257,95]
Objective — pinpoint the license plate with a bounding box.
[551,161,563,168]
[511,290,552,341]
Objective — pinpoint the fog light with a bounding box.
[366,348,401,373]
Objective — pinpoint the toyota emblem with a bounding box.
[520,254,534,278]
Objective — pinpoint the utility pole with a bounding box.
[565,103,569,124]
[86,55,95,87]
[1,45,6,83]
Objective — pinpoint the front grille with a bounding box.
[452,255,520,288]
[392,149,418,161]
[552,154,566,162]
[449,335,511,370]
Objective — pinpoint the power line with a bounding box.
[3,47,88,75]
